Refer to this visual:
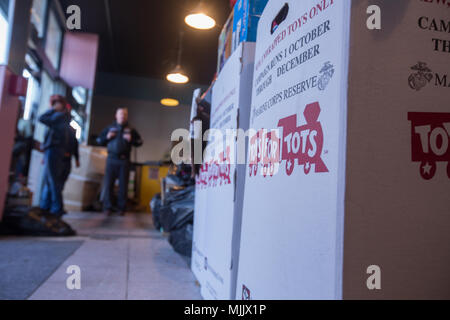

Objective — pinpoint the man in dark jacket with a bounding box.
[62,125,80,188]
[39,95,74,216]
[97,108,143,215]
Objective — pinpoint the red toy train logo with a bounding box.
[249,102,329,177]
[408,112,450,180]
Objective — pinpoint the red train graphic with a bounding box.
[249,102,328,177]
[408,112,450,180]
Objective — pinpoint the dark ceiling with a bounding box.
[58,0,232,85]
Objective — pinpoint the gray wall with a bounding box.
[90,94,191,163]
[89,72,206,162]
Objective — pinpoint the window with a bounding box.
[22,69,41,121]
[0,8,8,64]
[44,10,63,70]
[70,119,82,140]
[31,0,47,38]
[72,86,87,105]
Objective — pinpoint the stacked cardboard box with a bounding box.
[232,0,268,51]
[192,42,256,300]
[63,145,107,211]
[218,0,269,75]
[217,11,235,74]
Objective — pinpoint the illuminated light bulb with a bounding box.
[166,72,189,84]
[185,13,216,30]
[160,98,180,107]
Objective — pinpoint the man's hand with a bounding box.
[76,160,80,168]
[107,130,117,140]
[123,133,132,142]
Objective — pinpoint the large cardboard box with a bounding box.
[191,87,208,285]
[192,42,256,300]
[236,0,450,300]
[63,145,107,211]
[72,145,107,183]
[191,174,209,287]
[342,0,450,299]
[63,176,101,211]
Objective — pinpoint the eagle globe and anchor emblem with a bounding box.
[318,61,335,91]
[408,62,433,91]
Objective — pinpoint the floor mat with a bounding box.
[0,239,83,300]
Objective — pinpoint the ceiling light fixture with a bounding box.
[160,98,180,107]
[184,1,216,30]
[166,65,189,84]
[166,32,190,84]
[185,13,216,30]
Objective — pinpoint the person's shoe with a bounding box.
[119,211,126,217]
[104,209,113,216]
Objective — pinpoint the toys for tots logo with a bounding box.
[196,147,232,189]
[408,112,450,180]
[248,102,329,178]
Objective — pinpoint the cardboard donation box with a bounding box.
[192,42,256,300]
[236,0,450,300]
[63,145,107,211]
[191,87,207,285]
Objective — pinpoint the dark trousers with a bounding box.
[62,158,72,187]
[40,148,65,215]
[103,158,130,211]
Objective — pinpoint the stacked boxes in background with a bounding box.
[217,10,234,74]
[192,42,256,300]
[232,0,268,52]
[193,0,269,300]
[218,0,268,75]
[63,145,107,211]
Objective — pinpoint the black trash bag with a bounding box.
[162,199,194,232]
[166,163,194,187]
[165,174,186,188]
[150,193,162,230]
[160,186,195,232]
[165,185,195,205]
[169,223,193,257]
[2,206,76,237]
[175,164,194,186]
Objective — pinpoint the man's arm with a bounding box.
[39,110,65,127]
[96,126,111,146]
[73,135,80,165]
[131,129,143,147]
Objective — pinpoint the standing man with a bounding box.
[61,121,80,189]
[39,95,73,217]
[97,108,143,216]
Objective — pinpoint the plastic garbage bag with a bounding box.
[150,193,162,230]
[160,186,195,232]
[165,185,195,205]
[165,174,185,187]
[169,223,193,257]
[1,206,76,237]
[166,163,194,187]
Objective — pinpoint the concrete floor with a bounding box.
[2,212,202,300]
